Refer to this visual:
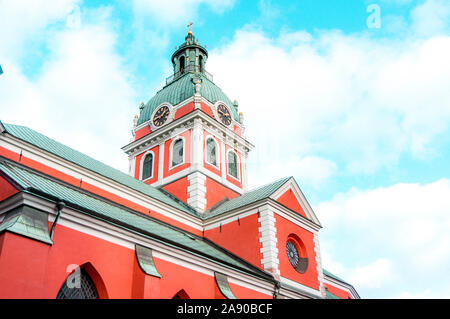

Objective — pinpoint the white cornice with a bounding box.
[122,109,253,156]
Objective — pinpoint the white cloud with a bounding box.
[205,2,450,188]
[411,0,450,36]
[0,6,136,172]
[316,179,450,298]
[0,0,79,58]
[132,0,235,25]
[348,259,394,290]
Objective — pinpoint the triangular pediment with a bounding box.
[270,177,321,226]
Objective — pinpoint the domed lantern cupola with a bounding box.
[171,22,208,78]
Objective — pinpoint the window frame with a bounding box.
[226,149,240,181]
[140,150,155,181]
[205,135,219,169]
[169,137,186,170]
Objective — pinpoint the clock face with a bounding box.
[217,104,232,126]
[153,106,170,127]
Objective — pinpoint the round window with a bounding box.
[286,238,308,274]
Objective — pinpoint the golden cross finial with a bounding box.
[187,22,193,35]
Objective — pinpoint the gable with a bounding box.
[0,174,20,202]
[276,189,307,218]
[270,177,321,226]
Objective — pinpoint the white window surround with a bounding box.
[169,136,186,170]
[204,135,219,169]
[226,149,241,181]
[140,150,155,181]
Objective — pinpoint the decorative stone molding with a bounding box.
[314,233,326,298]
[258,206,280,278]
[187,172,207,212]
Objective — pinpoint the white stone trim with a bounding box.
[187,172,207,212]
[204,134,220,169]
[157,141,164,181]
[314,233,326,298]
[226,149,241,182]
[258,206,280,276]
[191,118,203,170]
[139,150,155,181]
[123,108,253,157]
[279,276,322,298]
[168,136,186,170]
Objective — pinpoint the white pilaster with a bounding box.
[158,142,164,181]
[187,172,207,213]
[314,233,326,298]
[191,118,203,170]
[258,206,280,277]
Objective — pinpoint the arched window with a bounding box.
[142,153,153,180]
[227,150,239,179]
[179,56,185,74]
[199,55,203,73]
[56,269,98,299]
[206,137,218,167]
[171,138,184,167]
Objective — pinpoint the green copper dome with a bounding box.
[137,29,240,126]
[137,73,240,126]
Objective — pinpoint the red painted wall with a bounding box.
[274,214,320,291]
[134,126,152,141]
[163,130,191,178]
[174,102,195,120]
[204,177,240,211]
[0,223,271,299]
[204,213,263,269]
[161,176,189,204]
[325,283,353,299]
[276,189,307,218]
[0,175,19,201]
[200,103,214,118]
[134,145,160,184]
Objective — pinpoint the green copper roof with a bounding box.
[1,122,199,218]
[0,160,273,280]
[137,73,240,125]
[0,205,53,245]
[323,269,350,285]
[205,177,292,218]
[325,289,341,299]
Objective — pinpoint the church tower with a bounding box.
[122,25,253,213]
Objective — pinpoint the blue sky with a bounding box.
[1,0,450,298]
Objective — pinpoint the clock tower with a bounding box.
[122,26,253,213]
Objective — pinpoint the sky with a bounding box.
[1,0,450,299]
